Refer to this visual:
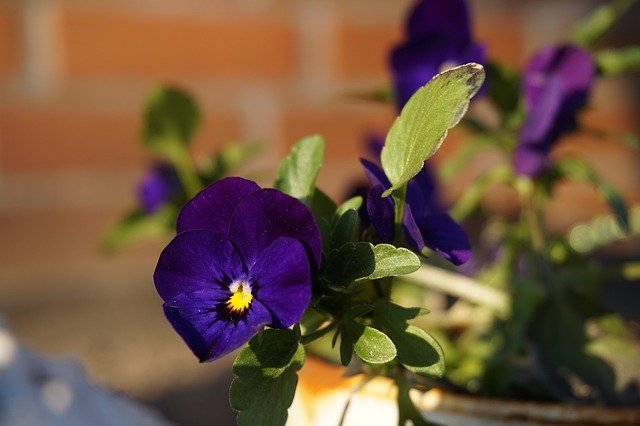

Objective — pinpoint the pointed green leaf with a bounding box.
[570,0,637,48]
[230,329,304,426]
[381,63,485,195]
[364,244,421,281]
[331,209,360,250]
[335,196,363,218]
[309,188,337,224]
[594,46,640,75]
[375,302,444,378]
[274,135,325,204]
[143,85,200,158]
[325,242,375,286]
[354,326,397,364]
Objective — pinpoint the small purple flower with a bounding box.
[137,163,182,214]
[391,0,485,109]
[514,44,595,177]
[154,177,321,362]
[361,159,471,265]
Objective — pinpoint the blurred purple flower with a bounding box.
[154,177,321,362]
[137,164,182,214]
[514,44,595,177]
[391,0,485,109]
[361,159,471,265]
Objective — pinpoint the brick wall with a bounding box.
[0,0,638,269]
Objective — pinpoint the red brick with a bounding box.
[0,4,20,76]
[60,9,295,79]
[335,23,400,79]
[283,104,396,162]
[0,105,240,172]
[474,7,525,65]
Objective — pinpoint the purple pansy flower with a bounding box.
[154,177,321,362]
[361,159,471,266]
[514,44,595,177]
[137,163,182,214]
[391,0,485,109]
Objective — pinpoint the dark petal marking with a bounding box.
[164,290,271,362]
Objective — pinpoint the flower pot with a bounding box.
[289,357,640,425]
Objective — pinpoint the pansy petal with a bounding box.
[249,237,311,328]
[154,230,245,301]
[176,177,260,234]
[523,45,594,109]
[391,37,448,109]
[360,158,391,189]
[402,204,425,253]
[138,163,181,214]
[164,290,271,362]
[406,0,471,45]
[367,185,396,243]
[415,213,471,265]
[406,164,442,216]
[228,189,322,270]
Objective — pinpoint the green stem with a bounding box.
[516,177,545,254]
[173,150,202,198]
[393,184,408,246]
[300,321,337,345]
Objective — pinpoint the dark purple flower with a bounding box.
[391,0,485,109]
[361,159,471,265]
[154,177,321,362]
[137,163,182,214]
[514,44,595,177]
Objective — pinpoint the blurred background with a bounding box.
[0,0,638,425]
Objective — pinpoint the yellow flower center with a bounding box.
[226,280,253,314]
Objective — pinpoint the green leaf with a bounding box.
[331,209,360,250]
[364,244,421,281]
[381,63,485,195]
[325,243,421,286]
[230,328,304,426]
[335,196,363,218]
[309,188,337,224]
[274,135,325,204]
[325,242,375,286]
[375,302,445,378]
[354,325,397,364]
[594,46,640,75]
[102,206,176,252]
[486,61,521,119]
[570,0,638,48]
[556,157,629,232]
[143,85,200,158]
